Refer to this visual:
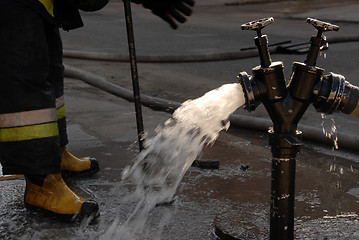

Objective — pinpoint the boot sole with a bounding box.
[24,201,78,221]
[24,201,100,222]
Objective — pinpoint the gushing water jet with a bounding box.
[106,84,245,239]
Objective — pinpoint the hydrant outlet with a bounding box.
[313,73,359,115]
[237,71,261,111]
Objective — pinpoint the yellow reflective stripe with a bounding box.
[38,0,54,17]
[0,108,57,128]
[57,106,66,120]
[56,96,64,109]
[0,122,59,142]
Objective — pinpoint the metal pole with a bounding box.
[270,157,296,240]
[123,0,144,151]
[268,132,300,240]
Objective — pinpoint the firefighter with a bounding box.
[0,0,194,220]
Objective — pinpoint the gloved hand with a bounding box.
[131,0,195,29]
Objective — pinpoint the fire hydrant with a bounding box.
[237,17,359,240]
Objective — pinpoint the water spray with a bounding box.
[235,17,359,240]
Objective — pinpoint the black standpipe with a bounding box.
[123,0,145,151]
[237,17,342,239]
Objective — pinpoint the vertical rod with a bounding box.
[270,157,296,240]
[123,0,144,151]
[304,29,324,67]
[255,35,272,68]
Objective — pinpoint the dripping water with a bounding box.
[321,113,338,150]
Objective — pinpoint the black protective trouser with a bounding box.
[0,0,68,175]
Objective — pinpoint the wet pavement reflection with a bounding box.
[1,128,359,239]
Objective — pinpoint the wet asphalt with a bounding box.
[1,0,359,239]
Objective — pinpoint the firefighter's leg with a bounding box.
[45,25,100,176]
[0,0,99,219]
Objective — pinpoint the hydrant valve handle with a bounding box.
[304,18,339,66]
[241,17,274,35]
[241,17,274,67]
[306,18,339,32]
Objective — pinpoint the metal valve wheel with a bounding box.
[306,18,339,32]
[241,17,274,31]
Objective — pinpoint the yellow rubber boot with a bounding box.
[24,174,99,220]
[61,147,99,176]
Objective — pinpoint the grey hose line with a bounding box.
[64,64,359,151]
[63,49,261,63]
[64,64,180,112]
[63,36,359,63]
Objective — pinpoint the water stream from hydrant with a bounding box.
[320,114,344,176]
[321,113,338,150]
[102,83,245,240]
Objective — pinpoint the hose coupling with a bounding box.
[313,73,359,115]
[237,71,262,112]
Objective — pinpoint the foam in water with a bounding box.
[102,83,245,239]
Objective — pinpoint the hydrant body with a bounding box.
[237,17,359,240]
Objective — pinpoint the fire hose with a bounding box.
[63,36,359,63]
